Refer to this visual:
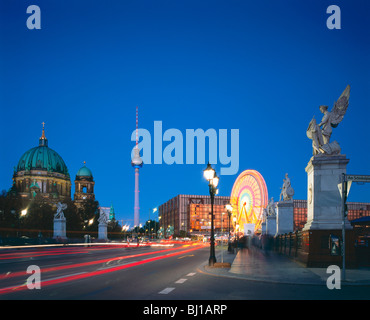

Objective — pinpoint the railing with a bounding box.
[257,231,302,258]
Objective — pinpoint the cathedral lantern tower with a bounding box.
[74,161,95,206]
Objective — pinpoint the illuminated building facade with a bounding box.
[158,195,231,237]
[74,161,95,206]
[11,124,72,202]
[158,195,370,237]
[9,124,96,207]
[293,200,370,231]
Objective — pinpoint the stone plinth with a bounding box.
[53,218,66,239]
[297,229,357,268]
[275,200,294,236]
[98,223,108,241]
[303,154,352,231]
[266,216,276,236]
[261,221,266,235]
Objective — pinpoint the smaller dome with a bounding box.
[77,162,93,178]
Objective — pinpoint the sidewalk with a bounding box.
[203,246,370,286]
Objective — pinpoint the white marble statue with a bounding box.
[279,173,295,201]
[307,85,350,155]
[267,197,276,217]
[98,211,108,224]
[262,208,268,222]
[54,202,67,219]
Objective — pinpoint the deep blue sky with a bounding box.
[1,0,369,226]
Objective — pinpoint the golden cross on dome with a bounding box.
[41,122,46,139]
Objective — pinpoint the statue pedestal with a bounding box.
[261,221,266,235]
[296,154,356,267]
[98,223,108,241]
[266,216,276,236]
[297,229,357,268]
[303,154,352,231]
[53,218,66,239]
[275,200,294,236]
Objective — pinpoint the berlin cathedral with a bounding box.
[8,123,96,206]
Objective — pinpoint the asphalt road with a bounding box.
[0,242,369,304]
[0,242,207,299]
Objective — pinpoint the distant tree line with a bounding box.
[0,190,122,240]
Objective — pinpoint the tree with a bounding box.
[77,199,100,234]
[107,219,122,239]
[22,200,54,236]
[0,191,30,237]
[62,199,81,237]
[143,220,159,239]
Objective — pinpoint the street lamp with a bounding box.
[203,162,219,266]
[233,216,237,242]
[225,204,233,252]
[148,207,158,240]
[221,212,225,263]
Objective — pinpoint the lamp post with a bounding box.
[221,212,225,263]
[203,162,219,266]
[148,207,157,240]
[233,216,237,249]
[225,204,233,252]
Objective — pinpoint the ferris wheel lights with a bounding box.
[230,170,268,234]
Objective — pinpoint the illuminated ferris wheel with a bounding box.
[230,170,268,234]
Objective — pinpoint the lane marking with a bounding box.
[175,278,187,284]
[158,287,175,294]
[186,272,196,277]
[44,272,88,282]
[177,254,194,259]
[97,261,140,271]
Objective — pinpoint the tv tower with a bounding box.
[131,106,143,227]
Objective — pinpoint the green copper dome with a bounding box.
[77,164,93,177]
[16,125,69,177]
[17,145,69,176]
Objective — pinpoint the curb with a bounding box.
[197,257,370,287]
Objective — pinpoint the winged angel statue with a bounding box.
[54,202,67,219]
[98,210,108,224]
[307,85,350,155]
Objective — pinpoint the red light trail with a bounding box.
[0,243,207,295]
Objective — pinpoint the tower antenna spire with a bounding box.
[136,105,139,146]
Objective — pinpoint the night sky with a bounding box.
[1,0,369,226]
